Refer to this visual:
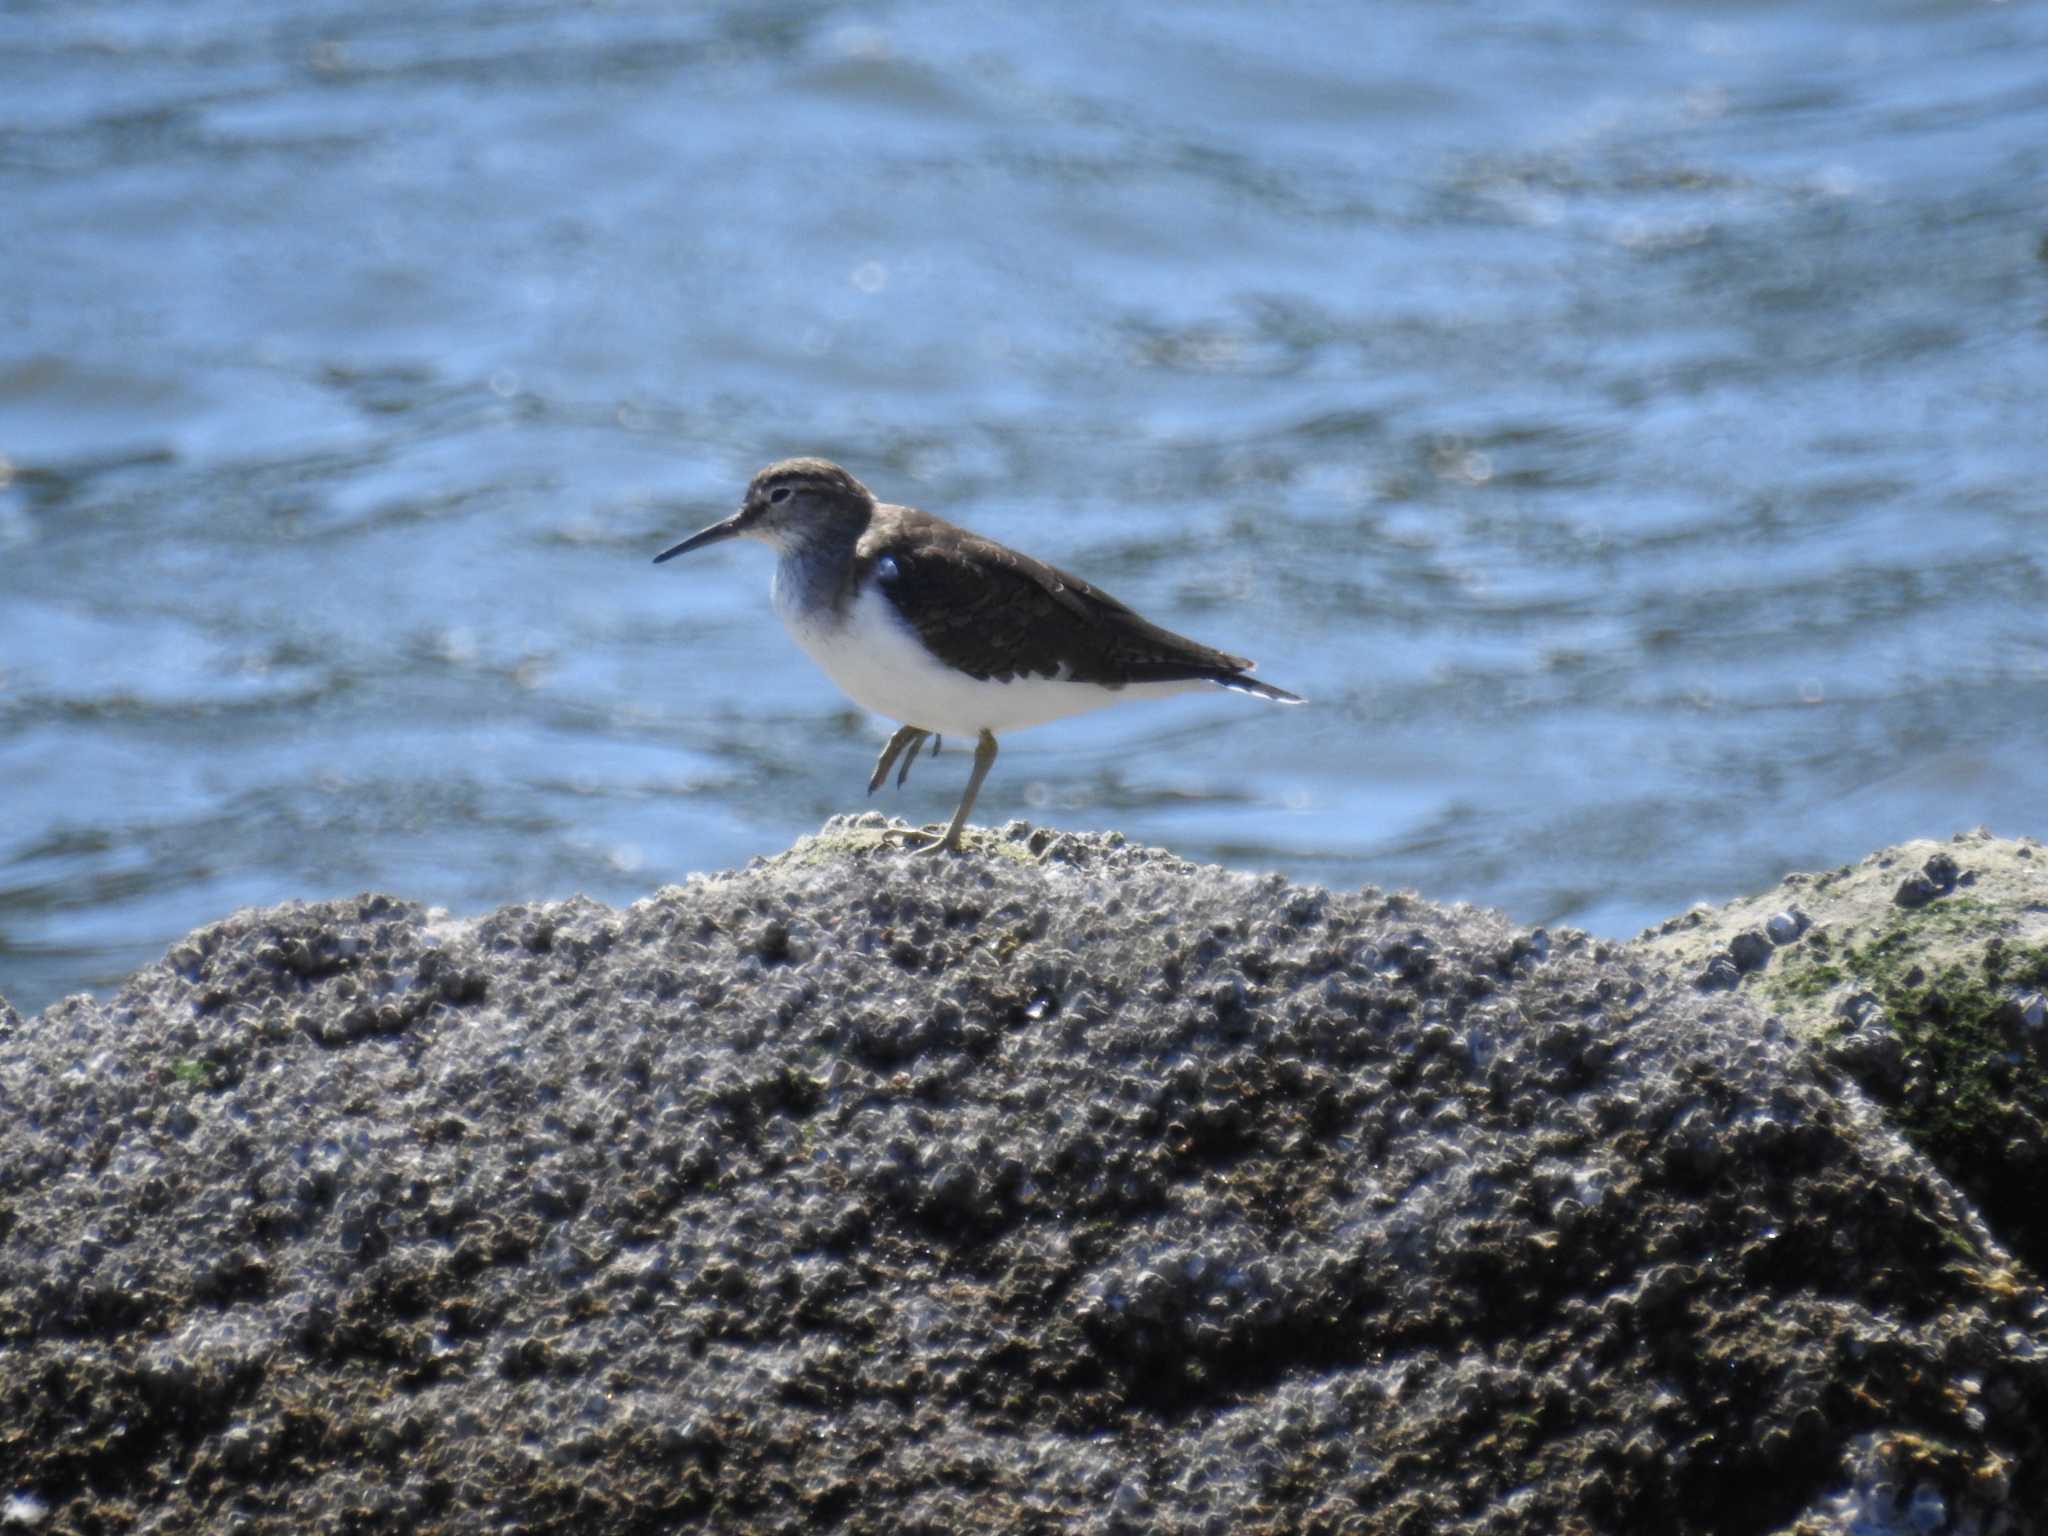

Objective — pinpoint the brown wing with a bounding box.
[861,506,1256,688]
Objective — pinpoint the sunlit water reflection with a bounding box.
[4,0,2046,1013]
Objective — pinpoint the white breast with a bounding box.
[771,570,1197,736]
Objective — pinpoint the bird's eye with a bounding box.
[769,486,793,505]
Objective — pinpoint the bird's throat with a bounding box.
[770,519,867,628]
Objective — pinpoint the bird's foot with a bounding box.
[880,822,964,855]
[867,726,931,796]
[872,821,938,851]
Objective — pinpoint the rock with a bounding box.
[1995,991,2047,1049]
[1766,908,1809,945]
[1894,873,1941,908]
[1695,953,1741,990]
[1,1492,50,1529]
[1728,929,1773,972]
[1631,828,2048,1280]
[1824,1025,1907,1097]
[1897,851,1964,908]
[2,823,2045,1535]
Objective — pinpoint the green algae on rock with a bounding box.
[1632,829,2048,1278]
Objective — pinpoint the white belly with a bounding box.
[772,577,1197,736]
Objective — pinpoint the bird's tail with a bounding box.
[1213,673,1305,705]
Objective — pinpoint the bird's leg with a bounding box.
[867,725,929,796]
[895,733,926,788]
[915,730,998,856]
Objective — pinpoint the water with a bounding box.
[4,0,2046,1017]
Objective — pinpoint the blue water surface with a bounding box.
[3,0,2046,1014]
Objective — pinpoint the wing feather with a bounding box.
[860,508,1259,689]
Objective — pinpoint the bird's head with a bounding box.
[653,458,875,563]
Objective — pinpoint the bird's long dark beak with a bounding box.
[652,513,744,564]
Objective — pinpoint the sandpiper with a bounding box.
[654,458,1303,852]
